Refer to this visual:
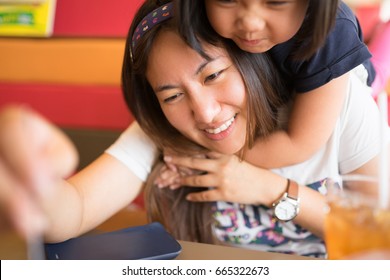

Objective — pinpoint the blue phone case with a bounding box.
[45,222,182,260]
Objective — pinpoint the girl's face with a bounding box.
[146,30,248,155]
[205,0,309,53]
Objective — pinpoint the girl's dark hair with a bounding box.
[122,0,286,243]
[177,0,340,61]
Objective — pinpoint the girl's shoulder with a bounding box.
[268,1,373,93]
[337,1,358,22]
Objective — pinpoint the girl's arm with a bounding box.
[245,73,350,169]
[163,153,327,238]
[0,106,144,243]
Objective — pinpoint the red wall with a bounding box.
[0,0,145,130]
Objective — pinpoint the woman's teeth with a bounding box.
[205,116,235,134]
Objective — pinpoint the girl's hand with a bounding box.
[154,151,206,189]
[153,162,181,189]
[0,105,78,239]
[163,152,285,206]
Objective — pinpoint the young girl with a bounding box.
[176,0,376,168]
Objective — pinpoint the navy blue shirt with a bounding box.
[269,1,375,94]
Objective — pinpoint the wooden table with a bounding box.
[176,240,312,260]
[0,230,312,260]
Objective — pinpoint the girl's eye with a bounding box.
[163,92,183,103]
[266,1,288,6]
[215,0,236,3]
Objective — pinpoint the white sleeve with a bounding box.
[338,72,382,174]
[105,122,158,182]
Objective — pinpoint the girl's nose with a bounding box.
[238,10,266,33]
[190,94,221,124]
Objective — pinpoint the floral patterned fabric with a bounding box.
[212,179,329,258]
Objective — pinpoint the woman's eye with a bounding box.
[205,70,223,83]
[163,93,183,103]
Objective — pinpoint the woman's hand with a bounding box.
[0,105,78,239]
[163,152,286,206]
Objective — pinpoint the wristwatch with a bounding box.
[272,179,300,222]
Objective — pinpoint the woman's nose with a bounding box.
[190,94,221,124]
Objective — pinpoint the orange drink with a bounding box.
[325,201,390,259]
[324,176,390,259]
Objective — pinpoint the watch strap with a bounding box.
[286,179,299,200]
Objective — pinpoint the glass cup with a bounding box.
[324,175,390,259]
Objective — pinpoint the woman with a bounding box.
[0,0,381,258]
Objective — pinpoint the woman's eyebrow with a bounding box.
[195,55,221,76]
[195,60,210,76]
[155,57,218,93]
[155,84,178,93]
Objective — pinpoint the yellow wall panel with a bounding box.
[0,38,125,85]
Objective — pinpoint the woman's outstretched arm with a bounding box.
[0,105,144,243]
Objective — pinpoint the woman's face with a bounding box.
[205,0,309,53]
[146,30,248,155]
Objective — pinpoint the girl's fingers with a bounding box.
[154,164,180,188]
[156,173,180,188]
[178,173,218,188]
[165,162,177,172]
[164,155,217,172]
[206,151,223,159]
[186,188,221,202]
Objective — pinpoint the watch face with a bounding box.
[274,200,297,221]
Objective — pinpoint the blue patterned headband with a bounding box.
[130,2,174,61]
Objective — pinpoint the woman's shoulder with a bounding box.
[105,121,158,181]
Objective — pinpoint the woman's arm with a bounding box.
[0,106,144,243]
[244,73,349,169]
[43,154,143,243]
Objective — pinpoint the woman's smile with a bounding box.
[203,114,236,140]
